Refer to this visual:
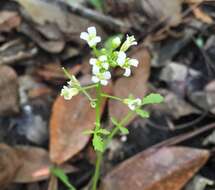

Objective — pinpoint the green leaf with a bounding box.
[93,134,105,152]
[97,129,110,135]
[142,93,164,105]
[89,0,103,11]
[136,109,150,118]
[111,117,119,126]
[104,34,123,50]
[83,130,94,135]
[50,167,76,190]
[119,126,129,135]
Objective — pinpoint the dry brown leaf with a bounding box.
[101,146,209,190]
[13,146,76,183]
[50,85,112,164]
[0,65,19,116]
[192,7,213,24]
[0,11,21,32]
[139,0,183,26]
[109,47,150,124]
[0,144,22,188]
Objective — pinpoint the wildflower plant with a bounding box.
[56,26,164,190]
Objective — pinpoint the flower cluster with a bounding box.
[60,75,80,100]
[80,26,139,86]
[123,97,142,110]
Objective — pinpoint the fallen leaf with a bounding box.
[13,146,76,183]
[0,11,21,32]
[139,0,183,26]
[101,146,209,190]
[50,85,112,164]
[109,47,150,124]
[0,144,22,188]
[0,65,19,116]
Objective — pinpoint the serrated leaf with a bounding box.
[136,109,150,118]
[97,129,110,135]
[93,134,104,152]
[119,127,129,135]
[50,167,76,190]
[142,93,164,105]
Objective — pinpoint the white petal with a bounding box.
[102,62,109,70]
[88,38,100,47]
[101,80,108,86]
[90,58,97,65]
[94,36,101,43]
[129,59,139,67]
[92,76,100,83]
[117,51,126,66]
[99,55,107,62]
[103,71,111,80]
[92,65,100,75]
[136,98,142,105]
[128,104,135,110]
[123,68,131,77]
[87,26,96,36]
[80,32,89,41]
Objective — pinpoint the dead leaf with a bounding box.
[0,11,21,32]
[14,0,106,44]
[109,47,150,124]
[101,146,209,190]
[50,85,112,164]
[13,146,76,183]
[0,65,19,116]
[19,22,65,53]
[0,144,22,188]
[138,0,183,26]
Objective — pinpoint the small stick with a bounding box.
[64,1,130,32]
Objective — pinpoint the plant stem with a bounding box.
[105,111,134,150]
[92,84,102,190]
[101,93,123,102]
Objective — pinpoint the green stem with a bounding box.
[92,84,102,190]
[83,84,98,90]
[105,111,134,150]
[101,93,123,102]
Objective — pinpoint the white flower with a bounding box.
[80,26,101,47]
[92,71,111,86]
[117,51,126,66]
[61,86,79,100]
[116,52,139,77]
[67,75,80,87]
[124,98,142,110]
[120,35,137,52]
[90,55,109,75]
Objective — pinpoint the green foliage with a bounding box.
[111,117,129,135]
[118,126,129,135]
[89,0,103,11]
[135,109,150,118]
[93,134,105,152]
[104,34,123,50]
[97,128,110,135]
[142,93,164,105]
[50,167,76,190]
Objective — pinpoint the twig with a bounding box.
[0,47,38,65]
[64,1,130,32]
